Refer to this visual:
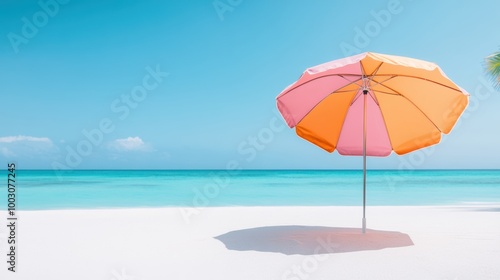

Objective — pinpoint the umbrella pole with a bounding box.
[362,90,367,234]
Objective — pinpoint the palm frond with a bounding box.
[485,51,500,89]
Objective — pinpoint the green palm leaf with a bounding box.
[485,51,500,90]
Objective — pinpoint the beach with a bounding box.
[1,205,499,279]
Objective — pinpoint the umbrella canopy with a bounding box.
[276,52,469,232]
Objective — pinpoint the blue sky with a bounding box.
[1,0,499,169]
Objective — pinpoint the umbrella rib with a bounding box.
[339,75,364,88]
[401,95,443,132]
[369,62,385,76]
[372,90,400,96]
[339,74,365,105]
[370,75,397,89]
[323,74,366,104]
[333,89,361,93]
[372,95,396,152]
[368,90,380,106]
[360,61,385,86]
[278,74,363,99]
[365,62,384,106]
[350,89,363,105]
[374,74,462,92]
[379,83,443,133]
[360,60,368,80]
[294,86,359,127]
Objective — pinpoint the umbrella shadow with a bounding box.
[215,226,414,255]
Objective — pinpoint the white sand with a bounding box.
[1,205,500,280]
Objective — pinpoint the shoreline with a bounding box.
[11,201,500,211]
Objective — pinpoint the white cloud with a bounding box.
[0,135,57,160]
[109,137,153,152]
[0,135,52,144]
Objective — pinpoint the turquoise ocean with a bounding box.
[1,170,500,210]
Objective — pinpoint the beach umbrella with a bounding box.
[276,52,469,233]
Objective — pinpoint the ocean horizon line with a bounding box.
[3,168,500,171]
